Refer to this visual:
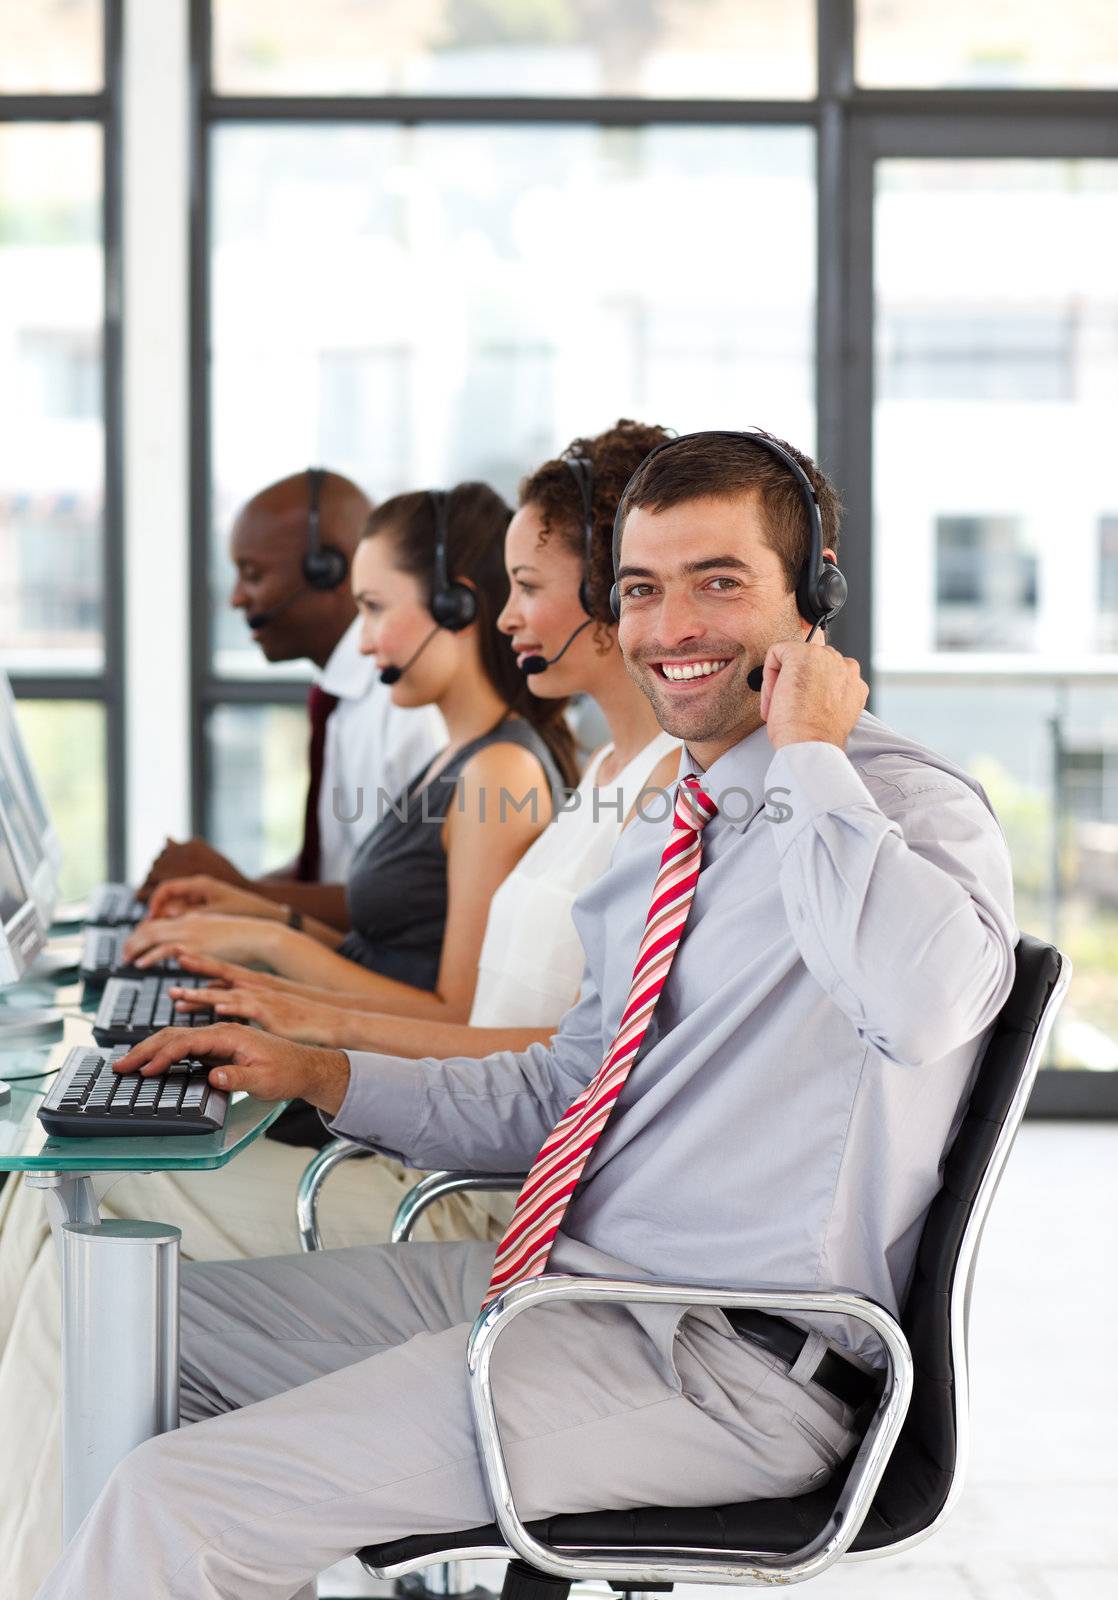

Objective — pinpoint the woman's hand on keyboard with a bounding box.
[146,875,285,922]
[172,953,293,994]
[112,1024,352,1116]
[165,979,351,1047]
[122,914,287,969]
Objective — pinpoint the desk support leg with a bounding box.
[23,1175,181,1543]
[58,1219,181,1541]
[23,1171,102,1242]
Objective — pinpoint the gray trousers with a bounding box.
[35,1241,860,1600]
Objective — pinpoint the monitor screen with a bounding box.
[0,675,52,841]
[0,763,44,883]
[0,813,28,931]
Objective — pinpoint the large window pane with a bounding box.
[12,700,106,900]
[209,122,815,672]
[857,0,1118,89]
[872,160,1118,1072]
[0,0,102,93]
[206,703,308,877]
[0,124,104,674]
[213,0,814,100]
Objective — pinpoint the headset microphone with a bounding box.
[746,614,831,694]
[247,587,309,631]
[521,451,600,677]
[520,619,594,676]
[379,624,441,686]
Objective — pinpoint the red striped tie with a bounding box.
[483,775,718,1307]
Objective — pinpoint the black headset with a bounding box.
[301,466,350,591]
[609,430,848,629]
[562,451,597,618]
[427,489,478,632]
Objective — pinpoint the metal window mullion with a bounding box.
[188,0,212,837]
[5,677,111,701]
[102,0,126,878]
[849,111,1118,159]
[846,88,1118,119]
[0,94,107,122]
[198,679,311,708]
[202,94,822,128]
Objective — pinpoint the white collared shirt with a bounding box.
[315,618,445,882]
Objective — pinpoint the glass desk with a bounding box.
[0,956,285,1539]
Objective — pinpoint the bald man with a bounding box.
[142,469,444,903]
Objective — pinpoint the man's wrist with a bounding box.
[305,1047,351,1118]
[768,727,847,752]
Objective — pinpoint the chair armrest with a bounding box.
[390,1171,528,1244]
[295,1139,373,1251]
[466,1274,913,1588]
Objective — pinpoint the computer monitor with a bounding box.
[0,673,61,919]
[0,809,46,985]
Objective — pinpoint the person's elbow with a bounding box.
[861,912,1017,1069]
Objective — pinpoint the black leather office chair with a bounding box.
[300,935,1067,1596]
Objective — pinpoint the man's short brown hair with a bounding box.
[615,429,842,595]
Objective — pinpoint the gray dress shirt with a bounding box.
[330,712,1018,1366]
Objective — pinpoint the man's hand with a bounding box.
[139,838,250,900]
[112,1023,351,1115]
[759,639,868,752]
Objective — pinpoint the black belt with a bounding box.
[723,1309,879,1412]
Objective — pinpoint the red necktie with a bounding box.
[296,685,340,882]
[483,775,718,1306]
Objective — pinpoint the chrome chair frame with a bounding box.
[470,1276,911,1587]
[295,1138,370,1252]
[353,943,1069,1588]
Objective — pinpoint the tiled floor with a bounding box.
[324,1121,1118,1600]
[683,1121,1118,1600]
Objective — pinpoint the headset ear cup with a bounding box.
[303,545,349,591]
[609,583,621,621]
[431,581,478,632]
[818,559,848,621]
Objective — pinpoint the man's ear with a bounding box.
[823,546,838,565]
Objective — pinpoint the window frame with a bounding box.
[190,0,1118,1113]
[0,0,126,881]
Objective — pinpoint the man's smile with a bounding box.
[649,656,734,685]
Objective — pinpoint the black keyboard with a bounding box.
[80,927,181,984]
[92,975,238,1045]
[85,883,147,926]
[38,1046,228,1138]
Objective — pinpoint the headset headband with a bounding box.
[609,429,846,629]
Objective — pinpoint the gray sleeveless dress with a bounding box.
[270,715,564,1148]
[338,715,564,989]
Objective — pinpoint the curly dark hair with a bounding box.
[518,419,673,634]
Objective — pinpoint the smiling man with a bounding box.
[36,431,1018,1600]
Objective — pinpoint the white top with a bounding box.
[469,729,680,1028]
[315,618,446,882]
